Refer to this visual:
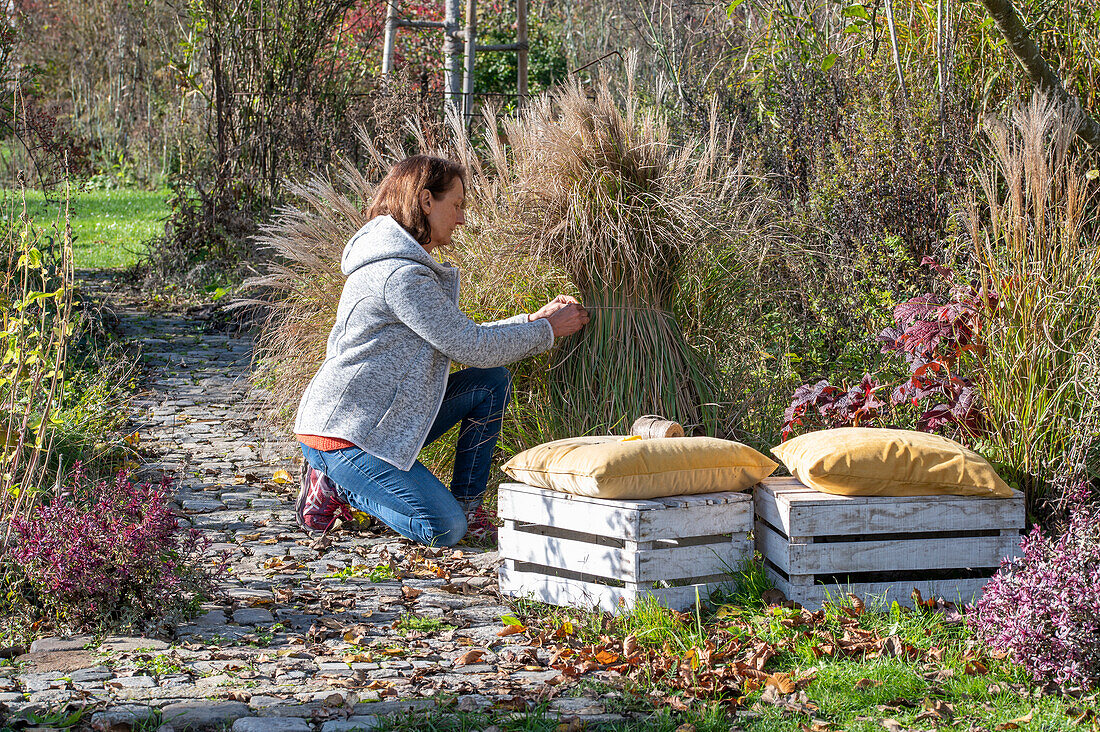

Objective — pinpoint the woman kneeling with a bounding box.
[293,155,588,546]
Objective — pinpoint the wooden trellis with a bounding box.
[380,0,529,119]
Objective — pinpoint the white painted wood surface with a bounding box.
[754,520,1020,574]
[764,565,992,609]
[755,477,1025,536]
[498,484,642,540]
[753,477,1025,610]
[500,566,732,614]
[498,483,753,540]
[500,523,751,583]
[497,483,753,612]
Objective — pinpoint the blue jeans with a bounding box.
[300,366,512,546]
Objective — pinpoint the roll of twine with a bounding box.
[630,415,685,438]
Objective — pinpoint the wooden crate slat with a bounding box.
[648,491,746,509]
[636,537,751,582]
[500,523,636,580]
[754,487,793,536]
[497,483,642,540]
[757,479,1025,536]
[500,565,629,613]
[500,566,734,615]
[786,495,1024,536]
[754,520,792,574]
[763,565,991,610]
[638,491,753,539]
[788,534,1020,575]
[501,524,749,584]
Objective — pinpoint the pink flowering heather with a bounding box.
[969,488,1100,688]
[5,466,216,629]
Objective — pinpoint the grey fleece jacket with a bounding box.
[294,214,555,470]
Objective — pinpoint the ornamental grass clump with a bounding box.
[965,94,1100,504]
[482,62,764,433]
[2,466,216,631]
[970,487,1100,688]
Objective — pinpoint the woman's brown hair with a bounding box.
[366,155,467,247]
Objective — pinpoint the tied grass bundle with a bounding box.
[484,64,760,434]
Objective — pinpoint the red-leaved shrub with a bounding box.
[969,487,1100,688]
[782,258,988,441]
[4,466,216,629]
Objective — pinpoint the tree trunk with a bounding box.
[979,0,1100,150]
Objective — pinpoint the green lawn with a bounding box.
[1,187,170,269]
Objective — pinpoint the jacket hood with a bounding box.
[341,215,452,276]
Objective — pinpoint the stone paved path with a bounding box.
[1,276,628,730]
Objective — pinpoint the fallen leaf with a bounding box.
[882,698,918,710]
[881,720,903,732]
[342,624,370,644]
[856,678,883,690]
[455,649,485,666]
[124,430,140,447]
[964,659,989,675]
[272,469,293,484]
[321,691,346,707]
[401,586,423,601]
[623,634,638,657]
[765,672,795,694]
[995,711,1033,730]
[555,718,584,732]
[882,636,904,658]
[796,668,819,686]
[675,724,697,732]
[343,653,373,663]
[918,698,955,722]
[595,650,619,665]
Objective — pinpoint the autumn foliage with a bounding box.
[782,258,989,441]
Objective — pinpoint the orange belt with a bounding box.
[296,434,355,451]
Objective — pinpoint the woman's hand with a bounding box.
[531,295,589,337]
[530,295,579,321]
[545,302,590,338]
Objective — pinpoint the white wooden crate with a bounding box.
[754,477,1025,609]
[497,482,753,614]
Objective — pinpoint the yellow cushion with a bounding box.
[770,427,1013,497]
[501,436,778,500]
